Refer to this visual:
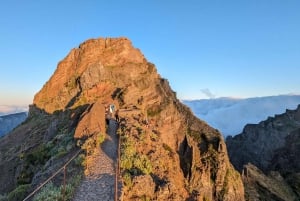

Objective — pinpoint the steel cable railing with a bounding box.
[23,149,82,201]
[23,120,121,201]
[115,129,121,201]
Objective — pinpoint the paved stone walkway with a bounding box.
[73,119,119,201]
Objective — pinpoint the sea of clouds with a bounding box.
[2,95,300,138]
[0,105,29,116]
[183,95,300,137]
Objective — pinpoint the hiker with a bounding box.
[109,104,115,114]
[115,109,119,122]
[105,114,110,126]
[105,105,110,126]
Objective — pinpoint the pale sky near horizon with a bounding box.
[0,1,300,106]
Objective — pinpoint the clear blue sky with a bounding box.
[1,0,300,105]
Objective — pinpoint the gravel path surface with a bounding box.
[73,119,119,201]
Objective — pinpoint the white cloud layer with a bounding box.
[0,105,29,116]
[183,95,300,137]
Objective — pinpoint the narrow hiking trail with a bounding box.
[73,119,119,201]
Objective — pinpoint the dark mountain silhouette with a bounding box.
[227,105,300,200]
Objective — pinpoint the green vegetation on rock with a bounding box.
[7,184,30,201]
[120,135,152,176]
[33,174,81,201]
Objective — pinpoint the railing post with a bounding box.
[22,150,81,201]
[115,135,118,201]
[115,124,121,201]
[63,166,66,201]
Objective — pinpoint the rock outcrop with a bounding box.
[242,163,297,201]
[0,37,244,200]
[0,112,27,137]
[227,105,300,200]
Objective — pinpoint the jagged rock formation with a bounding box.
[227,105,300,200]
[242,163,297,201]
[227,105,300,172]
[0,112,27,137]
[0,37,244,200]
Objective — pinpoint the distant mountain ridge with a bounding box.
[183,95,300,136]
[0,112,27,137]
[226,104,300,200]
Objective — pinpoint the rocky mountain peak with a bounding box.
[33,37,148,113]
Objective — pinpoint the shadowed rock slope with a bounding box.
[0,37,244,201]
[227,105,300,201]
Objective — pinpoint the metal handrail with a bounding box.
[115,130,121,201]
[23,149,82,201]
[23,121,120,201]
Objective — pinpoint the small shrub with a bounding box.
[147,106,162,117]
[123,171,133,188]
[19,153,25,160]
[26,144,51,165]
[81,137,96,155]
[150,132,158,141]
[187,128,201,143]
[55,148,67,158]
[120,134,152,188]
[33,182,60,201]
[71,173,82,187]
[96,133,105,146]
[134,155,152,175]
[75,96,88,107]
[64,136,74,147]
[141,195,151,201]
[74,153,85,167]
[121,136,136,157]
[163,143,173,154]
[65,74,79,90]
[120,135,136,170]
[121,155,134,170]
[32,174,81,201]
[17,168,34,185]
[7,184,30,201]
